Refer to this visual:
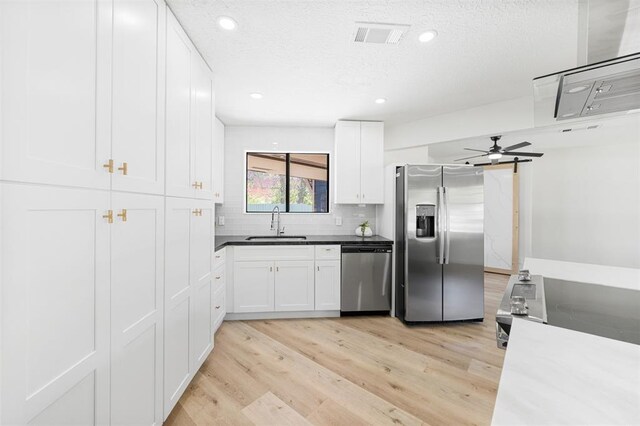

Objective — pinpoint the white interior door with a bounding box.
[483,166,517,273]
[0,183,110,425]
[334,121,361,203]
[0,0,110,190]
[190,201,214,368]
[110,192,164,426]
[165,10,194,198]
[163,197,193,418]
[315,260,341,310]
[274,261,315,312]
[360,121,384,203]
[111,0,165,195]
[192,55,214,200]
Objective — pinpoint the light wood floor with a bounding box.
[166,273,509,426]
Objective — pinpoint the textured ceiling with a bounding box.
[167,0,580,126]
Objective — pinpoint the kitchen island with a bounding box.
[492,258,640,425]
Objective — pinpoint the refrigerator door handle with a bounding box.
[437,187,445,264]
[444,187,451,264]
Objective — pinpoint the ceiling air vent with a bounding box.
[353,22,410,45]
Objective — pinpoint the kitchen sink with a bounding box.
[245,236,307,241]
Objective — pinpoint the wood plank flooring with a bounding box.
[165,273,509,426]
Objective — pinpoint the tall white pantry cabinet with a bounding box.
[0,1,222,425]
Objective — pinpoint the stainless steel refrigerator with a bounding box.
[395,165,484,323]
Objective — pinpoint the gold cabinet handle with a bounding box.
[192,209,203,216]
[102,210,114,224]
[103,159,114,173]
[192,181,202,189]
[117,162,128,175]
[117,209,127,222]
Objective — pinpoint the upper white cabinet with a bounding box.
[213,117,225,203]
[0,0,111,189]
[334,120,384,204]
[111,0,166,195]
[165,9,215,200]
[0,0,168,194]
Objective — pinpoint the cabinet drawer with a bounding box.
[214,248,226,269]
[234,245,314,261]
[212,286,225,329]
[213,264,225,294]
[315,245,341,260]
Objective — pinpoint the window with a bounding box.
[246,152,329,213]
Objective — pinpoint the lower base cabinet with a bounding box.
[163,197,214,419]
[231,245,341,315]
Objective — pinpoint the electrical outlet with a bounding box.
[217,216,225,226]
[335,216,342,226]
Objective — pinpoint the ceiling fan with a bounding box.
[455,135,544,165]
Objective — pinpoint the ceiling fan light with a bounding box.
[488,153,502,160]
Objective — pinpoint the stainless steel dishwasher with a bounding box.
[341,244,393,313]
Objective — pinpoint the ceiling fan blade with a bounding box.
[464,148,490,153]
[455,153,488,162]
[501,141,531,152]
[502,151,544,157]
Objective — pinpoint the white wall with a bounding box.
[216,126,377,236]
[385,96,534,150]
[384,145,430,166]
[531,138,640,268]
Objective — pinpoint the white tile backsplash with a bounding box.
[215,126,377,236]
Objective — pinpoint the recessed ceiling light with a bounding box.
[217,16,237,31]
[375,98,386,104]
[418,30,437,43]
[250,92,263,100]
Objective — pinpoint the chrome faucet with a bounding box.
[270,206,284,236]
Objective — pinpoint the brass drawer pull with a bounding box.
[103,159,114,173]
[192,182,202,189]
[117,209,127,222]
[102,210,114,224]
[118,162,128,175]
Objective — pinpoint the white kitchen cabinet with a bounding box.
[275,261,315,311]
[359,121,385,204]
[233,261,275,313]
[212,249,226,332]
[315,260,341,310]
[213,117,225,203]
[0,0,111,190]
[334,120,384,204]
[163,197,214,419]
[165,10,194,198]
[110,192,164,426]
[111,0,166,195]
[0,183,110,425]
[165,9,214,200]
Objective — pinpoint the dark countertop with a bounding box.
[215,234,393,252]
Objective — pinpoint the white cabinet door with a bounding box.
[212,117,225,203]
[334,121,361,204]
[192,54,214,200]
[233,262,275,313]
[165,10,194,198]
[110,192,164,426]
[163,197,193,418]
[275,261,315,312]
[190,200,214,368]
[359,121,385,204]
[315,260,341,310]
[0,0,111,190]
[111,0,165,195]
[0,183,110,425]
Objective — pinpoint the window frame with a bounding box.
[244,150,331,214]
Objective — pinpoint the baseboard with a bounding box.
[224,310,340,321]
